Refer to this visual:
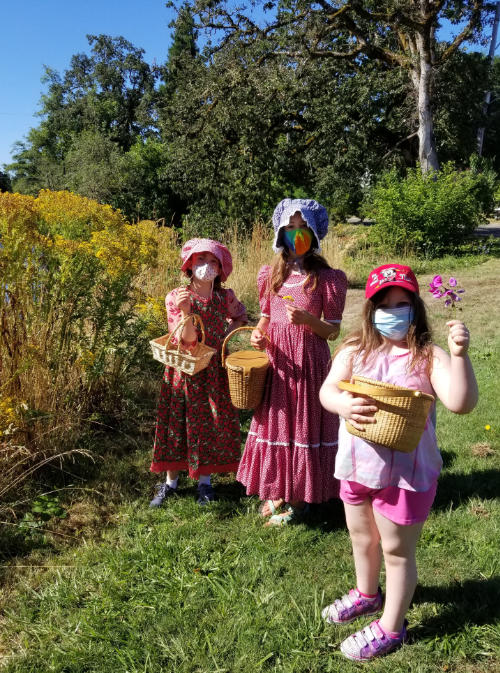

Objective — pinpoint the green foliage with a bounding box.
[6,35,160,220]
[363,163,496,257]
[0,190,158,488]
[18,495,67,539]
[6,5,500,230]
[0,171,12,191]
[434,51,492,168]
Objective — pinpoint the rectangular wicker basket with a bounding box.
[338,376,435,453]
[150,314,216,376]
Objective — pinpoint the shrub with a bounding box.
[363,164,495,257]
[0,190,163,502]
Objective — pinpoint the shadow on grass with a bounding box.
[412,575,500,634]
[438,448,455,469]
[303,498,347,533]
[433,468,500,511]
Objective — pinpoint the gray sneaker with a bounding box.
[149,483,177,508]
[197,483,215,506]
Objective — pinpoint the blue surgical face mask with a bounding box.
[372,306,414,341]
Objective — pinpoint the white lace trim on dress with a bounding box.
[248,431,338,449]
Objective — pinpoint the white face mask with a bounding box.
[192,261,219,282]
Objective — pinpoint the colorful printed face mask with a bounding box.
[283,228,313,255]
[373,306,415,341]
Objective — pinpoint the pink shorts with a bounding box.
[339,480,437,526]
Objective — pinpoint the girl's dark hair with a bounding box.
[184,268,222,290]
[337,286,433,373]
[268,229,331,295]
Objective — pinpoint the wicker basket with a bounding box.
[222,326,270,409]
[149,314,216,376]
[337,376,435,453]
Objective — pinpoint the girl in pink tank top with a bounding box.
[319,264,478,662]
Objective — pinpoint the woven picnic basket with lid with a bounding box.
[222,326,270,409]
[338,376,435,453]
[149,313,216,376]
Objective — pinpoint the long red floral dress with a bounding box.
[237,265,347,503]
[151,287,247,478]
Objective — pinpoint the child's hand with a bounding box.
[446,320,470,357]
[250,328,268,350]
[176,288,192,316]
[339,389,378,431]
[285,303,311,326]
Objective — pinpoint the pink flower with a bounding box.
[431,273,465,311]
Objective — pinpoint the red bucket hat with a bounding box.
[180,238,233,282]
[365,264,419,300]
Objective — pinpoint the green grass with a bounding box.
[0,260,499,673]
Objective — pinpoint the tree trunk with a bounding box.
[413,33,439,173]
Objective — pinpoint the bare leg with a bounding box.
[167,470,180,481]
[344,501,382,595]
[374,509,424,633]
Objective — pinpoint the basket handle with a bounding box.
[338,380,427,399]
[165,313,206,353]
[221,326,270,367]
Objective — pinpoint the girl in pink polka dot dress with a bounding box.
[236,199,347,525]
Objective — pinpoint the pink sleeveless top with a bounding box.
[335,349,442,492]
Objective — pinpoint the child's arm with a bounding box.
[285,305,340,340]
[430,320,478,414]
[165,288,198,349]
[319,349,378,430]
[250,317,270,350]
[225,289,248,335]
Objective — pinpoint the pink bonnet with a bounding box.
[180,238,233,282]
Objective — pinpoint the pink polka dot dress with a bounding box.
[236,265,347,503]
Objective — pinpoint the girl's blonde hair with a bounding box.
[336,287,433,374]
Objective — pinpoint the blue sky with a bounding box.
[0,2,496,171]
[0,0,177,168]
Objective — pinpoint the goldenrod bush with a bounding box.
[0,190,164,500]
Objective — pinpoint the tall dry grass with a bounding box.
[0,192,159,510]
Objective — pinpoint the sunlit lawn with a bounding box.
[0,259,499,673]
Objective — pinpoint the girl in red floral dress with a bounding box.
[150,239,247,507]
[236,199,347,525]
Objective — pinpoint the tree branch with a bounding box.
[381,131,418,161]
[437,0,486,64]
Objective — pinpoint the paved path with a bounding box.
[476,220,500,237]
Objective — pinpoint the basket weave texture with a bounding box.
[149,314,216,376]
[222,326,269,409]
[338,376,435,453]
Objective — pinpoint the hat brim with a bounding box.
[366,280,419,300]
[180,240,232,281]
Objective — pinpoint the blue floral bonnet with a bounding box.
[272,198,329,253]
